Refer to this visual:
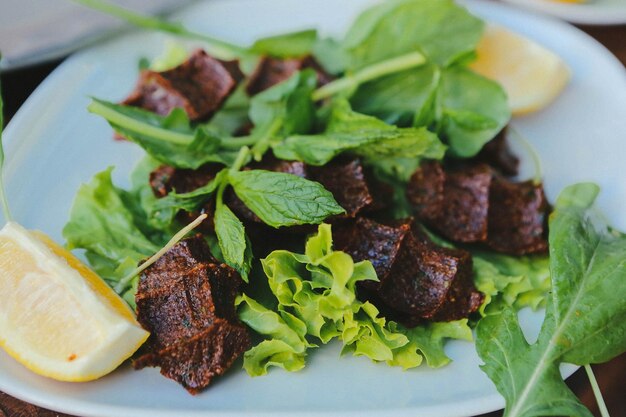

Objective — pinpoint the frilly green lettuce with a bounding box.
[236,224,474,376]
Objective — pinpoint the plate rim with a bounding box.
[1,0,624,416]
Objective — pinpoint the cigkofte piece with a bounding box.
[133,236,249,394]
[123,49,242,122]
[333,217,483,324]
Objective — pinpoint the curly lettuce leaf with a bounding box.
[237,224,475,375]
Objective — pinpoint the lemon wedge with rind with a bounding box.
[0,222,148,382]
[470,25,571,116]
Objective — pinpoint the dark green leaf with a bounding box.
[214,200,251,281]
[343,0,484,70]
[88,99,235,169]
[250,29,318,58]
[63,167,161,283]
[439,67,510,157]
[150,169,227,227]
[312,37,349,75]
[229,170,344,227]
[273,99,445,165]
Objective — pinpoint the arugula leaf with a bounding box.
[312,37,349,75]
[343,0,483,70]
[204,85,251,136]
[63,167,162,285]
[247,69,317,159]
[229,170,345,227]
[477,183,626,417]
[250,30,318,58]
[88,99,236,168]
[214,200,252,281]
[273,99,445,165]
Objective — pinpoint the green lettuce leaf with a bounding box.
[237,224,474,375]
[63,167,162,286]
[477,183,626,417]
[473,252,551,315]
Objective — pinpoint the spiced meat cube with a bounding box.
[134,236,249,394]
[123,50,242,122]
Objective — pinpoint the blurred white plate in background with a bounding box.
[501,0,626,25]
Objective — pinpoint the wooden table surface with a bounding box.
[1,7,625,417]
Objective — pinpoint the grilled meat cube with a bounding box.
[246,55,332,95]
[408,162,492,243]
[123,50,242,122]
[149,164,221,232]
[487,177,549,255]
[134,236,249,394]
[333,217,483,324]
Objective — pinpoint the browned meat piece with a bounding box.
[333,217,483,324]
[408,162,492,243]
[309,159,376,219]
[407,159,550,255]
[487,177,549,255]
[134,236,250,394]
[149,164,222,232]
[246,55,332,95]
[333,218,411,291]
[473,127,519,177]
[150,164,222,197]
[123,50,242,122]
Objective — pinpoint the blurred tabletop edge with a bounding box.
[1,8,626,417]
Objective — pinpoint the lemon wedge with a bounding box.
[469,25,571,116]
[0,222,148,382]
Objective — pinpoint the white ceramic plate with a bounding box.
[501,0,626,25]
[0,0,194,71]
[1,0,626,416]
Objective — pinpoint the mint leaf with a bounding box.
[214,200,251,281]
[63,167,162,285]
[477,183,626,417]
[229,170,345,227]
[343,0,484,70]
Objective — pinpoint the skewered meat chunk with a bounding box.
[246,55,332,95]
[333,217,483,324]
[123,50,242,122]
[133,236,249,394]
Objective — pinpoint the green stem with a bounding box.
[0,76,13,223]
[115,212,208,293]
[312,51,427,101]
[88,101,194,145]
[230,146,251,173]
[585,364,611,417]
[220,135,259,150]
[72,0,249,60]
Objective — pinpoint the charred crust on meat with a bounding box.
[134,235,250,393]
